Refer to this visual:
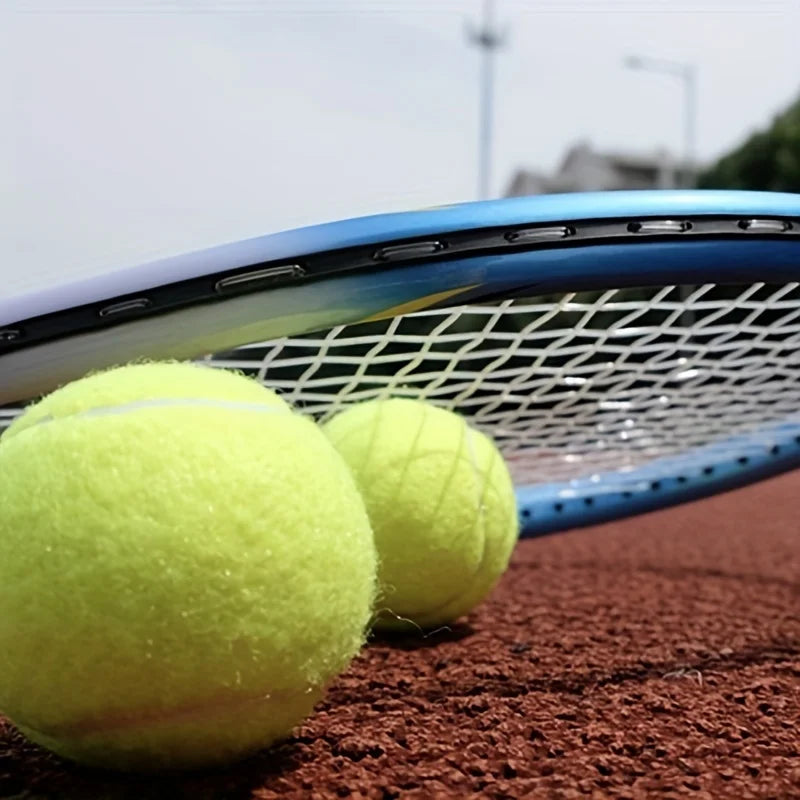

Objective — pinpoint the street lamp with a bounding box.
[624,55,697,188]
[467,0,507,200]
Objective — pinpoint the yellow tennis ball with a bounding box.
[0,362,376,772]
[323,398,518,631]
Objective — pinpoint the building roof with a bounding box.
[505,142,693,196]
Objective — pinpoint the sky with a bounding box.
[4,0,800,294]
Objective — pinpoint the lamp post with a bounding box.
[624,55,697,188]
[467,0,506,200]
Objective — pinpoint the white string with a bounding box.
[203,282,800,485]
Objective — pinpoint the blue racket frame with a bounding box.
[4,189,800,537]
[517,422,800,537]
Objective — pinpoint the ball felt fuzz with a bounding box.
[2,360,290,441]
[323,398,518,631]
[0,363,376,772]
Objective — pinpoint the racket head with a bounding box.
[4,188,800,537]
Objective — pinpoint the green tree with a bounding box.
[697,95,800,191]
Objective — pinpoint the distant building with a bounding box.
[505,141,692,197]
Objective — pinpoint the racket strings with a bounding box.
[201,281,800,485]
[4,282,796,486]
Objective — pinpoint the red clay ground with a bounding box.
[1,471,799,799]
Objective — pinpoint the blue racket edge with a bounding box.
[5,236,800,406]
[516,421,800,538]
[7,189,800,325]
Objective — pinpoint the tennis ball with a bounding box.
[0,362,376,772]
[323,398,518,631]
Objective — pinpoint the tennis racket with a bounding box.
[3,189,800,538]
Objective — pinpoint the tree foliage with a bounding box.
[697,95,800,191]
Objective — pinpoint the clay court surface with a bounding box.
[1,471,798,799]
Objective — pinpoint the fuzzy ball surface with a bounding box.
[0,362,376,771]
[323,398,518,631]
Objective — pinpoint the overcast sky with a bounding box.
[4,0,800,294]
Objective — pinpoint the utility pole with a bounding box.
[467,0,506,201]
[624,55,698,187]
